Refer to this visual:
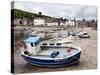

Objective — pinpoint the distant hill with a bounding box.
[11,9,53,20]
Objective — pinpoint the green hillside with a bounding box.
[11,9,53,20]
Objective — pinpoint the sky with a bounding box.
[13,1,97,20]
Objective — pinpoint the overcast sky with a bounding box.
[13,1,97,20]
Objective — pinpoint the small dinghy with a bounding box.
[79,32,90,38]
[21,36,81,67]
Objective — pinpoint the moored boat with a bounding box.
[21,35,81,67]
[79,32,90,38]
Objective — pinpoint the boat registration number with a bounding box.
[55,58,68,62]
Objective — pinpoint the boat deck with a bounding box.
[36,47,78,58]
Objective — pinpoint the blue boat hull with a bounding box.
[21,52,81,67]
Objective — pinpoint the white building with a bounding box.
[46,22,58,26]
[33,18,75,27]
[14,19,20,25]
[66,20,75,27]
[60,22,66,26]
[14,18,28,25]
[22,18,28,25]
[34,18,45,26]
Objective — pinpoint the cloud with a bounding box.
[14,1,97,20]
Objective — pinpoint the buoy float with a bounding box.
[67,48,72,52]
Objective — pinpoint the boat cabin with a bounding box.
[24,36,41,55]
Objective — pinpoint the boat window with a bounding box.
[31,43,34,47]
[50,43,54,45]
[43,43,47,45]
[56,43,61,45]
[35,39,40,46]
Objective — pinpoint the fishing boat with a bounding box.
[21,35,81,67]
[56,35,74,43]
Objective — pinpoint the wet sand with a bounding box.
[14,27,97,74]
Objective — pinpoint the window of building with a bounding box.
[56,43,61,45]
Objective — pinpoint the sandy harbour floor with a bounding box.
[14,27,97,74]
